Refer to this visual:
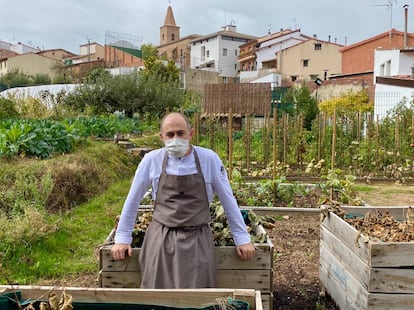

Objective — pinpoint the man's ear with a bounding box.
[189,128,194,138]
[159,132,163,140]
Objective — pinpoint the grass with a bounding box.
[0,178,132,284]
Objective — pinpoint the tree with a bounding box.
[319,90,373,115]
[141,44,158,61]
[282,84,319,130]
[141,56,180,82]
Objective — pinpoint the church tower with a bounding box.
[160,4,180,45]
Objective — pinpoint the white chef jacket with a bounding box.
[114,145,251,246]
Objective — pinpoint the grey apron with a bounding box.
[139,149,216,288]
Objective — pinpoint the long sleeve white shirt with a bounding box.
[114,145,251,246]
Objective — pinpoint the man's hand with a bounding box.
[236,242,255,260]
[111,243,132,260]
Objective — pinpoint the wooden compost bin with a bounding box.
[320,205,414,310]
[99,218,274,310]
[0,285,262,310]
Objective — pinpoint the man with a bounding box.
[111,112,255,288]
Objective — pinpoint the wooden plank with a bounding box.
[100,245,272,272]
[255,291,264,310]
[100,269,272,293]
[100,271,141,288]
[370,242,414,267]
[319,244,368,310]
[216,270,272,292]
[321,211,370,263]
[340,206,411,221]
[369,267,414,293]
[242,206,321,216]
[0,286,260,310]
[320,228,370,290]
[367,293,414,309]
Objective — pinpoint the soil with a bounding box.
[268,182,414,310]
[37,183,414,310]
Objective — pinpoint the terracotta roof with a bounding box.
[0,49,18,61]
[257,29,299,43]
[340,28,414,52]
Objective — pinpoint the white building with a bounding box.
[255,29,309,70]
[190,24,256,79]
[374,48,414,119]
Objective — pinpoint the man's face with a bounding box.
[160,114,193,142]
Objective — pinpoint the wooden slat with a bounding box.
[100,245,272,272]
[367,293,414,309]
[319,244,368,310]
[0,286,260,310]
[100,269,272,293]
[339,206,412,221]
[320,227,370,289]
[321,211,370,263]
[369,267,414,293]
[370,242,414,267]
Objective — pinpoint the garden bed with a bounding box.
[99,210,274,310]
[0,285,262,310]
[320,205,414,310]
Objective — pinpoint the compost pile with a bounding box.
[130,204,272,248]
[329,205,414,242]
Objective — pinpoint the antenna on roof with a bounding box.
[373,0,397,42]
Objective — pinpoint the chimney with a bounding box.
[328,35,331,43]
[404,4,409,48]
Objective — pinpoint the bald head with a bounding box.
[160,112,193,141]
[160,112,192,131]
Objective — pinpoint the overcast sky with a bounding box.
[1,0,413,54]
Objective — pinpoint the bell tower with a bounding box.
[160,4,180,45]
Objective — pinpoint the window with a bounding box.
[172,34,175,41]
[206,50,210,58]
[291,76,298,82]
[385,60,391,76]
[314,43,322,50]
[201,46,205,61]
[235,49,238,56]
[303,59,309,67]
[223,48,228,56]
[379,63,385,76]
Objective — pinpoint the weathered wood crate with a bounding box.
[99,217,274,310]
[0,285,262,310]
[320,205,414,310]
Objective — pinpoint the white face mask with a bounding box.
[165,138,190,157]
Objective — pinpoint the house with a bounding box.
[190,23,257,79]
[330,28,414,94]
[276,37,342,83]
[373,48,414,119]
[0,40,40,54]
[157,4,201,68]
[341,29,414,76]
[37,49,77,62]
[0,52,61,78]
[254,29,309,71]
